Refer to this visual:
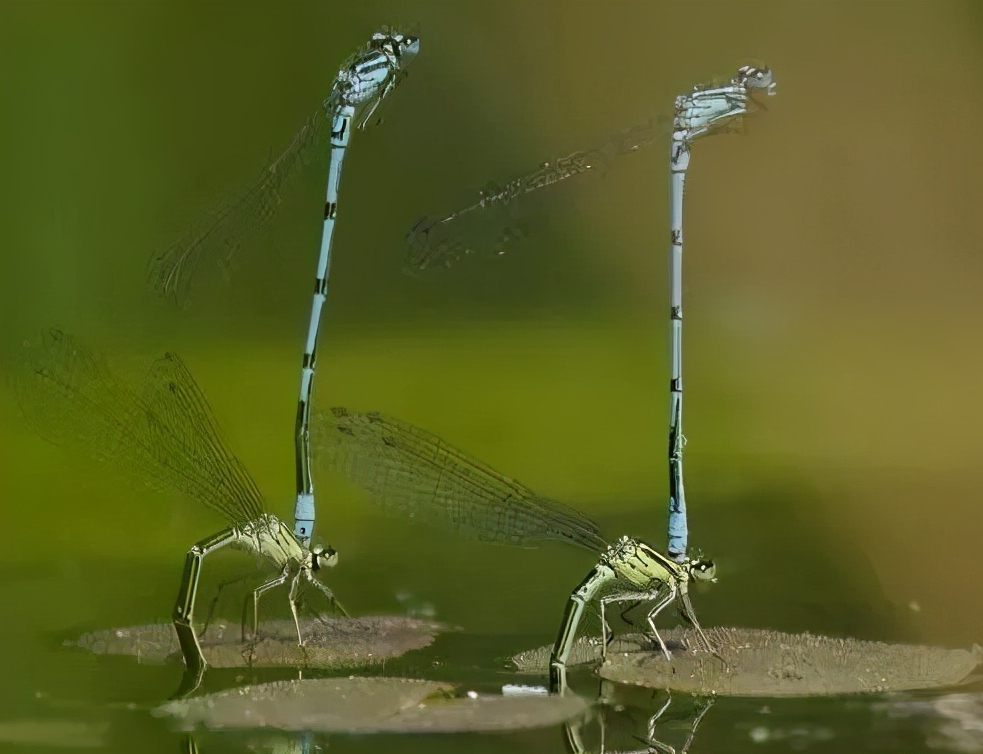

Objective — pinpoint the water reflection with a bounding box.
[177,680,715,754]
[184,730,317,754]
[565,683,714,754]
[875,692,983,753]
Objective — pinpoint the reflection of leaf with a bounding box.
[158,677,588,733]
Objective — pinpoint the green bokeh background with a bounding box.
[1,1,982,752]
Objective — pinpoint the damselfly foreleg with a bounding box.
[302,568,348,618]
[677,586,719,658]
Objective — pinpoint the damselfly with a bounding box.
[146,28,419,307]
[293,29,421,549]
[315,408,718,695]
[665,64,777,561]
[13,329,347,695]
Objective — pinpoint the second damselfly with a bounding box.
[317,408,720,694]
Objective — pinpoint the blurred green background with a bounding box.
[1,1,982,751]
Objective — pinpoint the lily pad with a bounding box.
[67,616,446,669]
[156,677,588,733]
[513,627,982,697]
[512,633,646,672]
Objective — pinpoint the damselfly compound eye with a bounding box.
[317,547,340,568]
[400,36,421,62]
[690,558,717,581]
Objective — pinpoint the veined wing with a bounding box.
[147,105,329,305]
[139,351,266,525]
[404,115,668,272]
[314,407,607,552]
[14,329,266,527]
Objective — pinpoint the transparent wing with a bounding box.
[147,105,329,305]
[14,328,143,456]
[13,329,266,526]
[139,351,266,525]
[403,115,669,272]
[314,407,607,552]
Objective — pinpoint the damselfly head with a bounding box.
[397,34,421,64]
[373,28,421,66]
[311,543,340,570]
[688,557,717,582]
[735,65,777,95]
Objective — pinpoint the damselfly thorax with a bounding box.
[601,536,687,590]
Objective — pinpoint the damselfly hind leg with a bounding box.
[172,528,239,692]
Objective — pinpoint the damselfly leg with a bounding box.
[601,589,672,661]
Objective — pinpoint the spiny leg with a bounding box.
[644,584,678,662]
[287,569,304,645]
[250,567,290,641]
[599,589,663,660]
[678,587,721,660]
[303,569,350,619]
